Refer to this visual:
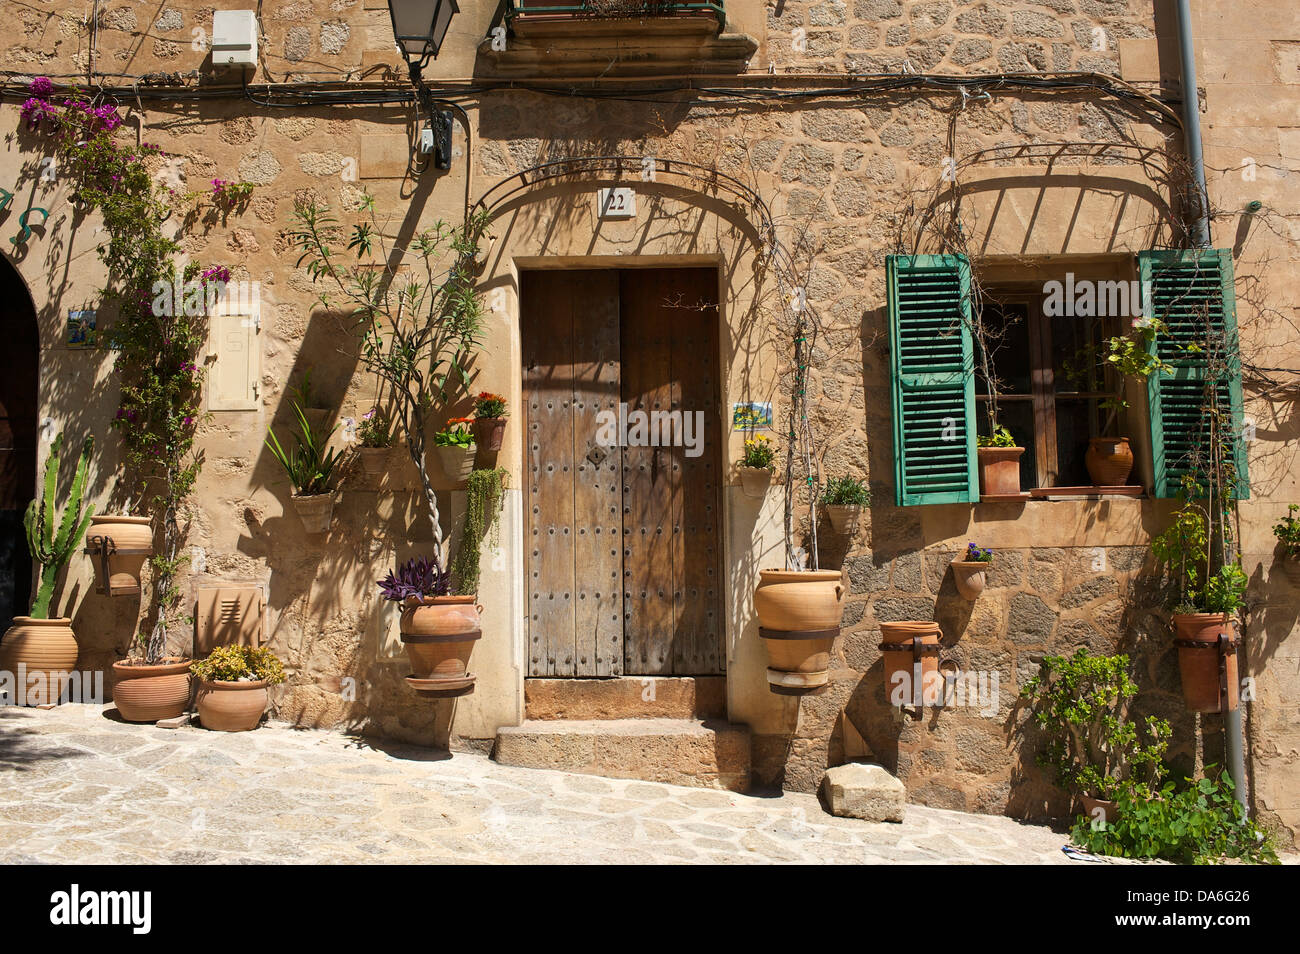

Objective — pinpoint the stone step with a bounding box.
[493,718,751,792]
[524,676,726,721]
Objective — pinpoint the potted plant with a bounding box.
[450,468,509,594]
[1020,649,1170,826]
[379,554,482,697]
[1152,481,1247,713]
[471,392,508,452]
[738,433,775,498]
[976,426,1025,497]
[820,475,870,534]
[353,406,394,476]
[191,644,286,732]
[1272,505,1300,582]
[266,399,343,534]
[0,434,94,706]
[433,418,477,484]
[951,542,992,599]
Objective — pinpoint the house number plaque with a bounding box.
[597,187,636,219]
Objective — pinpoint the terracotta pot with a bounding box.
[196,679,270,732]
[472,417,507,452]
[400,595,483,682]
[879,620,942,706]
[754,569,845,632]
[85,515,153,597]
[1085,437,1135,486]
[1079,795,1119,826]
[977,446,1024,496]
[435,445,476,484]
[951,560,988,600]
[1173,612,1239,713]
[354,447,389,476]
[290,493,335,534]
[754,570,844,695]
[111,658,192,722]
[0,617,78,706]
[739,467,772,498]
[825,504,862,535]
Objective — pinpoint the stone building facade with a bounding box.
[1,0,1297,843]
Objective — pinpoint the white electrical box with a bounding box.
[212,11,258,67]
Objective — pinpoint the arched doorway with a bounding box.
[0,258,38,624]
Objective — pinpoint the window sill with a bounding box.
[1028,486,1145,500]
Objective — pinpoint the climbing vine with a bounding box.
[18,79,219,663]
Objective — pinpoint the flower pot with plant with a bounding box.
[434,419,477,484]
[451,468,509,595]
[1272,505,1300,583]
[976,427,1025,497]
[820,475,870,534]
[951,542,992,599]
[0,434,94,706]
[266,399,343,534]
[191,644,286,732]
[1152,479,1246,713]
[471,392,508,452]
[380,554,481,696]
[1020,649,1171,825]
[738,434,775,498]
[353,406,395,476]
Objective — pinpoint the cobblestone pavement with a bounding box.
[2,704,1087,865]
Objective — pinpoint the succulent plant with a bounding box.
[377,555,452,603]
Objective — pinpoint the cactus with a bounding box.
[24,433,95,619]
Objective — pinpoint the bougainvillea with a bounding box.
[18,78,214,664]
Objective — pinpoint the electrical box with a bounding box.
[195,585,265,655]
[208,313,260,411]
[212,11,258,68]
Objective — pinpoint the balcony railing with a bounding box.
[505,0,726,29]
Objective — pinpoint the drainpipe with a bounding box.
[1175,0,1212,248]
[1175,0,1248,811]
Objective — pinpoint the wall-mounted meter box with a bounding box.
[212,11,258,67]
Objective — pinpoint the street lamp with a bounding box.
[386,0,459,85]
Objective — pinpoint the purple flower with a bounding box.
[377,556,452,602]
[29,77,54,97]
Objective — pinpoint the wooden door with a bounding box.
[0,264,38,624]
[523,268,723,677]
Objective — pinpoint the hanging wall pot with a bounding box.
[879,620,943,707]
[1172,612,1239,713]
[754,569,844,695]
[401,595,482,698]
[84,515,154,597]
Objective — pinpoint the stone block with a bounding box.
[820,762,906,822]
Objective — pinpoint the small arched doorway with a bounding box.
[0,257,38,623]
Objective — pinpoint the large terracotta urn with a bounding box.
[1173,612,1239,713]
[754,569,845,694]
[85,515,153,597]
[111,659,192,722]
[976,446,1025,497]
[0,617,78,706]
[400,596,482,696]
[196,679,270,731]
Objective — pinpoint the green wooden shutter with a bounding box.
[888,254,978,506]
[1141,248,1248,499]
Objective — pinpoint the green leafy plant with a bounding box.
[741,434,776,470]
[289,194,488,568]
[451,468,509,594]
[190,644,286,684]
[1020,649,1170,802]
[434,419,476,449]
[819,475,871,507]
[473,392,508,420]
[24,434,95,619]
[962,542,993,563]
[977,426,1017,448]
[266,402,343,496]
[356,408,394,449]
[1273,505,1300,558]
[1072,770,1278,864]
[1152,478,1246,614]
